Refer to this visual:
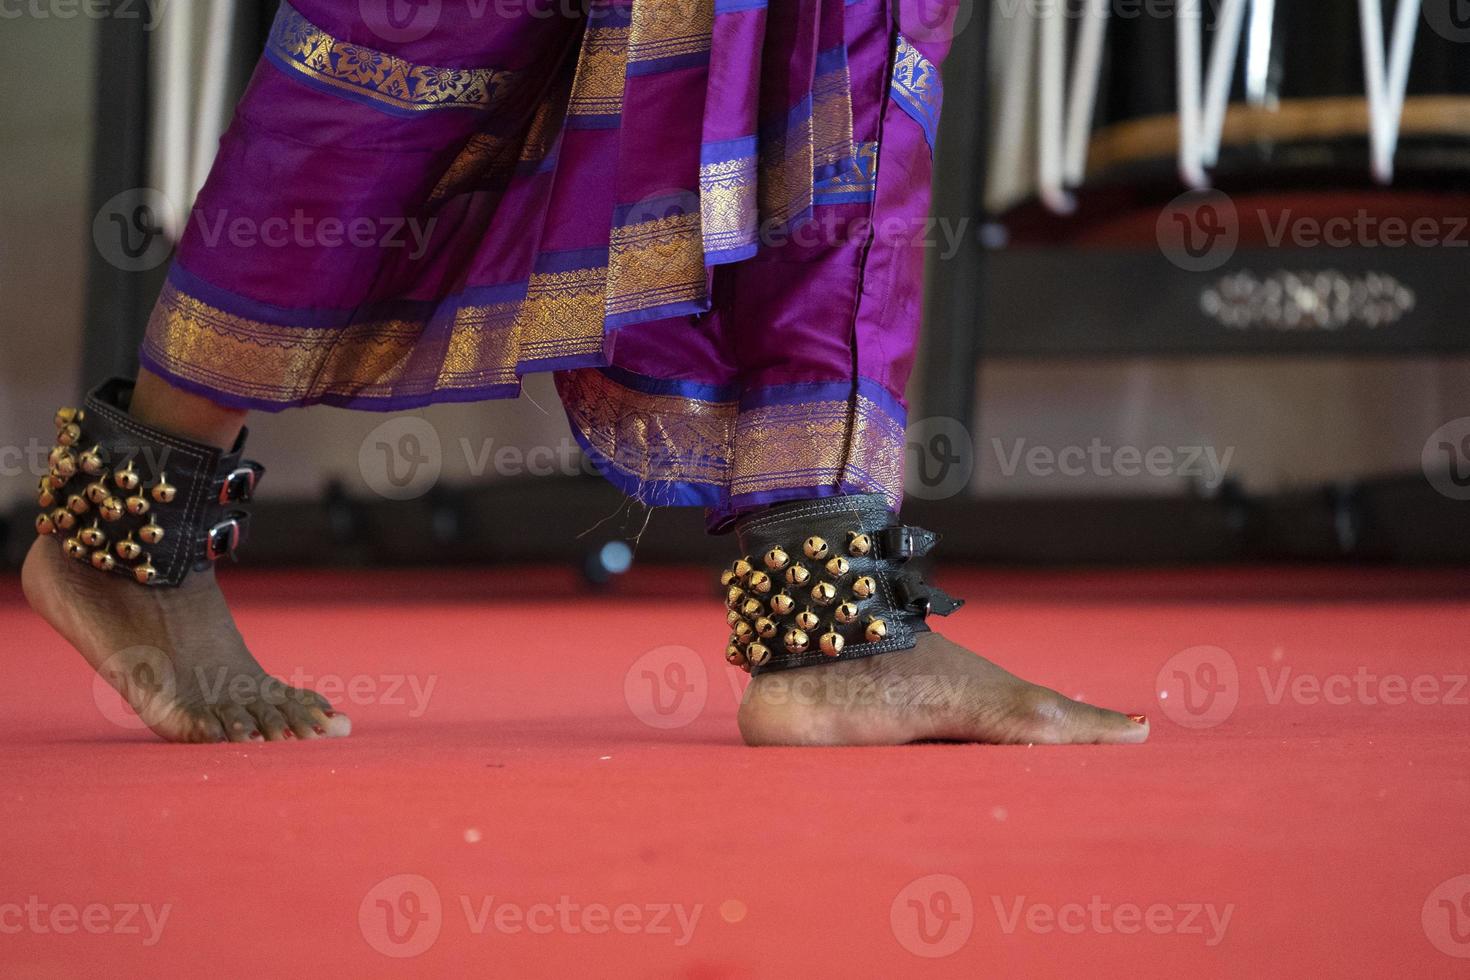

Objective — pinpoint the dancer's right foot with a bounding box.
[22,536,349,743]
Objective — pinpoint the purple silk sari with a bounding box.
[141,0,954,529]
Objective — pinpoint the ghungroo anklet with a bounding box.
[34,378,263,586]
[720,495,963,674]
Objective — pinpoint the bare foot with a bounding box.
[738,631,1149,746]
[22,536,350,743]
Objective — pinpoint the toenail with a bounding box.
[249,730,262,739]
[1127,713,1148,725]
[323,711,336,718]
[313,725,325,735]
[282,729,296,739]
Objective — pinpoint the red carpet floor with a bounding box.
[2,566,1468,978]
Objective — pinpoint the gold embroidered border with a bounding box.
[557,369,907,505]
[568,24,630,117]
[627,0,714,64]
[811,62,855,173]
[760,113,815,227]
[511,265,608,361]
[427,133,520,204]
[269,3,513,113]
[889,34,940,143]
[815,140,879,200]
[606,211,708,317]
[699,153,758,255]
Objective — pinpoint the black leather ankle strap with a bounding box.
[34,378,263,587]
[721,494,963,674]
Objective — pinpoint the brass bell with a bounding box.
[35,513,56,536]
[783,628,809,654]
[84,480,110,505]
[726,609,741,627]
[802,536,829,560]
[763,547,789,571]
[99,497,125,522]
[746,642,772,667]
[139,522,165,545]
[90,550,117,572]
[78,521,106,548]
[125,495,150,517]
[847,531,873,557]
[794,608,820,631]
[37,480,56,509]
[725,645,749,668]
[133,560,158,585]
[57,423,82,447]
[150,475,177,504]
[740,597,763,619]
[54,406,80,429]
[79,445,105,475]
[720,569,737,587]
[66,494,90,515]
[810,582,837,606]
[784,564,811,586]
[114,461,141,491]
[52,508,76,531]
[819,630,845,657]
[825,556,850,578]
[732,620,754,642]
[769,592,795,616]
[726,585,744,607]
[852,575,877,599]
[731,556,753,579]
[46,472,68,491]
[755,616,778,638]
[747,570,773,594]
[63,537,88,561]
[834,601,860,624]
[49,449,77,478]
[864,617,889,643]
[115,534,143,561]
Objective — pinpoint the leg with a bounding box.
[23,369,349,743]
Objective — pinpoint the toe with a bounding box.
[1022,687,1149,745]
[213,703,261,743]
[278,699,350,739]
[246,700,292,742]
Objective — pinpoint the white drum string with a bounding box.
[1176,0,1208,189]
[1062,0,1110,189]
[986,2,1038,215]
[1038,0,1076,213]
[1199,0,1249,168]
[1358,0,1421,185]
[191,0,240,209]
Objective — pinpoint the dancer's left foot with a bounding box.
[738,631,1149,746]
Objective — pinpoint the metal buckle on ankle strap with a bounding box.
[206,517,242,561]
[219,466,258,504]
